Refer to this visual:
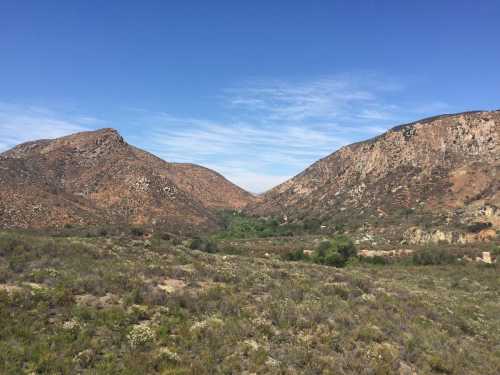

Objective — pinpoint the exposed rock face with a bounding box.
[249,111,499,242]
[0,128,255,231]
[403,227,497,245]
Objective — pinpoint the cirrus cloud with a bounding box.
[0,74,453,193]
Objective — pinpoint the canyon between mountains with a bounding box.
[1,110,500,375]
[1,110,498,245]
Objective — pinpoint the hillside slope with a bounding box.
[0,128,255,231]
[249,110,499,242]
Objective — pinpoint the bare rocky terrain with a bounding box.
[249,111,499,244]
[0,128,255,232]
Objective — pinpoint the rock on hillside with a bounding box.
[0,128,255,231]
[249,110,499,241]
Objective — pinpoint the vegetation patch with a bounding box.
[0,230,498,374]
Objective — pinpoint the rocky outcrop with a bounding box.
[0,128,255,232]
[359,249,414,257]
[249,110,499,242]
[403,227,497,245]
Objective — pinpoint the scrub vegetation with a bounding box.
[0,229,499,374]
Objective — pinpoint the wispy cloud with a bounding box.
[0,74,453,193]
[226,74,403,123]
[0,102,94,152]
[127,74,433,192]
[128,113,353,192]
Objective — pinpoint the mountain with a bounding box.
[249,110,499,243]
[0,128,255,232]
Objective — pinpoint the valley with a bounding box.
[0,110,499,374]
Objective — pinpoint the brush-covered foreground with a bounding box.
[0,231,499,374]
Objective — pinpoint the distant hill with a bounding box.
[248,110,499,243]
[0,128,255,232]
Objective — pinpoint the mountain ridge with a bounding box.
[1,110,498,242]
[248,110,499,244]
[0,128,255,232]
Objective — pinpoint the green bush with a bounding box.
[284,249,307,261]
[412,248,456,265]
[189,238,218,253]
[283,236,357,267]
[303,218,321,232]
[215,211,304,239]
[333,223,345,233]
[317,240,331,254]
[130,227,145,237]
[491,244,500,256]
[312,235,357,268]
[334,235,357,259]
[323,252,347,267]
[189,238,203,250]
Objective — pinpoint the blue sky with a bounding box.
[1,1,499,192]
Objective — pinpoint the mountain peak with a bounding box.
[1,127,127,159]
[64,127,125,144]
[95,127,119,134]
[89,127,123,140]
[0,128,255,231]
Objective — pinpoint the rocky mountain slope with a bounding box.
[0,128,255,231]
[249,110,499,243]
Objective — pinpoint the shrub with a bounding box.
[466,222,492,233]
[204,241,218,254]
[159,232,171,241]
[215,211,304,239]
[284,249,307,261]
[125,288,144,305]
[333,223,345,233]
[303,218,321,232]
[130,227,145,237]
[282,236,358,267]
[334,235,357,259]
[312,235,357,268]
[0,233,24,257]
[412,248,456,265]
[491,244,500,256]
[323,252,347,267]
[189,238,203,250]
[362,255,389,265]
[189,238,218,253]
[317,240,331,254]
[171,237,182,246]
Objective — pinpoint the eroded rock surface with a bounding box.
[249,111,499,242]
